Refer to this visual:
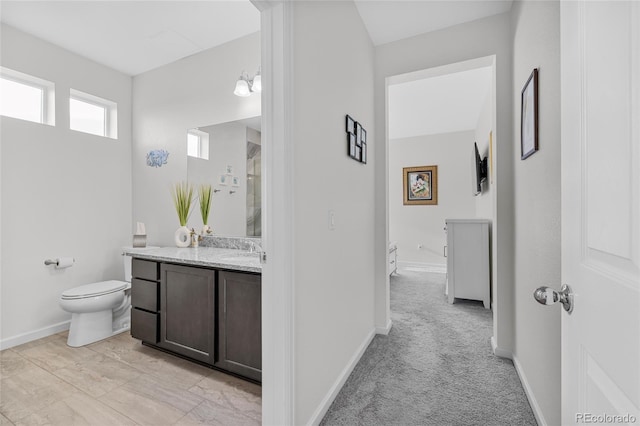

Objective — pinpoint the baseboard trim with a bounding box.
[513,354,547,426]
[0,320,70,350]
[397,261,446,273]
[307,327,376,426]
[491,335,513,359]
[375,319,393,335]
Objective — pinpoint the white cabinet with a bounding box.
[445,219,490,309]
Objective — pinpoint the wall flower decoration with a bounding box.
[147,149,169,167]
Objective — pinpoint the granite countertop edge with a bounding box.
[123,246,261,274]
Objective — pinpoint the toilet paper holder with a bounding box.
[44,258,75,267]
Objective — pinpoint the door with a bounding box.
[217,271,262,382]
[561,1,639,424]
[160,263,216,364]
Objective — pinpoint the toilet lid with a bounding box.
[61,280,127,299]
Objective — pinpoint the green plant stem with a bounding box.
[171,182,193,227]
[199,184,212,225]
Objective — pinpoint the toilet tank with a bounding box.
[123,254,133,283]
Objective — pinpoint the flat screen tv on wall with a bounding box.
[474,142,488,196]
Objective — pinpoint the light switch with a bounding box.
[328,210,336,230]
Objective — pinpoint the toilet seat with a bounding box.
[61,280,127,300]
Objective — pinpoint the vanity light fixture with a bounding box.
[233,67,261,97]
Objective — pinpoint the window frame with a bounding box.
[187,129,210,160]
[0,66,55,125]
[69,88,117,139]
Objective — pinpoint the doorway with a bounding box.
[385,55,502,349]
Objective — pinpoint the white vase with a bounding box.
[174,226,191,248]
[202,224,212,235]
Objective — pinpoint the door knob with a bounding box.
[533,284,574,314]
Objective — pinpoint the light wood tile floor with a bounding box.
[0,331,261,426]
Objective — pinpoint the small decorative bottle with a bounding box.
[191,228,199,248]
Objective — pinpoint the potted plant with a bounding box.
[199,183,213,235]
[171,182,193,247]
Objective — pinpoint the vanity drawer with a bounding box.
[131,308,158,343]
[132,258,160,281]
[131,278,159,312]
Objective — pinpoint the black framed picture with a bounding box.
[521,68,539,160]
[361,128,367,144]
[355,122,362,147]
[346,115,355,134]
[355,145,361,161]
[348,133,356,158]
[361,143,367,164]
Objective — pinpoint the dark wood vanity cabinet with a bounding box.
[216,271,262,381]
[160,263,215,364]
[130,258,261,382]
[130,259,160,343]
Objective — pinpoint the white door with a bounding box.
[561,1,639,424]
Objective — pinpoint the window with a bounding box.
[69,89,117,139]
[187,129,209,160]
[0,67,55,125]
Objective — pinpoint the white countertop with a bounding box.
[123,246,261,273]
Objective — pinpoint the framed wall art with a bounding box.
[521,68,539,160]
[403,165,438,205]
[345,114,367,164]
[348,133,356,157]
[346,115,355,134]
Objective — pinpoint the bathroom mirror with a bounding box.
[187,116,262,237]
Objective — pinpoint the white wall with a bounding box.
[0,24,132,348]
[132,32,260,246]
[187,121,249,236]
[374,13,514,353]
[389,131,476,265]
[511,1,561,425]
[289,1,376,423]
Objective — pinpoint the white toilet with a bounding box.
[59,252,137,347]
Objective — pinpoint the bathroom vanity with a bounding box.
[124,246,261,382]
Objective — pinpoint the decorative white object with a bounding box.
[202,224,212,235]
[174,226,191,248]
[445,219,490,309]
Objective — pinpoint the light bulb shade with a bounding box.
[252,74,262,93]
[234,78,251,97]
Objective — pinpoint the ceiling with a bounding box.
[0,1,261,76]
[0,1,512,76]
[388,66,492,140]
[355,0,513,46]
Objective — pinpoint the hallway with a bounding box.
[321,268,536,425]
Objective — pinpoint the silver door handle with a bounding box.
[533,284,574,314]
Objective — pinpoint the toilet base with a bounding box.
[66,310,131,347]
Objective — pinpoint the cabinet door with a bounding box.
[160,263,215,364]
[216,271,261,382]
